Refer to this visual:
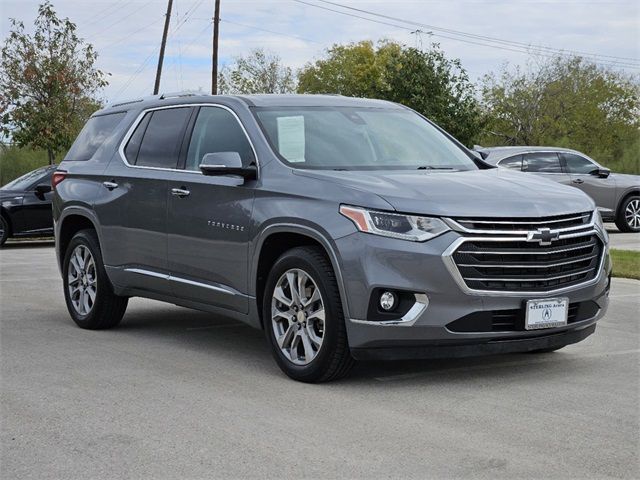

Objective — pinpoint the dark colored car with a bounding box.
[0,165,56,246]
[476,146,640,233]
[53,94,610,382]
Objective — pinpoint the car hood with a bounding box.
[295,168,594,217]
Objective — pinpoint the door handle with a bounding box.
[572,179,584,184]
[171,187,190,198]
[103,181,118,190]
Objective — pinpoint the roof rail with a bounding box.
[158,91,202,100]
[110,91,204,108]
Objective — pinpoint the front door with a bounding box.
[167,105,257,313]
[560,152,615,214]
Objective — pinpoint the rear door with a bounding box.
[97,106,193,293]
[523,152,571,186]
[167,105,257,313]
[560,152,615,213]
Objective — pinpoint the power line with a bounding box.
[313,0,640,65]
[220,18,322,45]
[292,0,640,69]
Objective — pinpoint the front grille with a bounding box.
[452,234,603,292]
[454,212,592,232]
[447,301,600,333]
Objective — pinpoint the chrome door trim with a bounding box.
[117,103,260,178]
[350,294,429,326]
[124,267,239,296]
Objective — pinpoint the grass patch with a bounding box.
[610,249,640,280]
[0,145,59,187]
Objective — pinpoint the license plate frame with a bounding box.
[525,297,569,330]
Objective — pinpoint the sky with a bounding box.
[1,0,639,104]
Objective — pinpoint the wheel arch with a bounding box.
[616,188,640,214]
[56,208,101,271]
[251,224,349,329]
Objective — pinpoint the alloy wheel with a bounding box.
[625,199,640,229]
[67,245,97,316]
[271,268,325,365]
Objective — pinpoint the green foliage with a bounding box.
[480,56,640,173]
[0,145,51,187]
[0,1,107,165]
[218,48,296,94]
[297,40,482,145]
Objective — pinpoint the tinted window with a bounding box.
[185,107,254,170]
[562,153,596,174]
[1,167,51,190]
[65,112,126,161]
[499,155,523,170]
[135,108,191,168]
[124,113,151,164]
[523,152,562,173]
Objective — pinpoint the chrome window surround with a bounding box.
[441,226,607,297]
[444,212,593,236]
[350,294,429,327]
[117,103,260,177]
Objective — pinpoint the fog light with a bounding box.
[380,291,397,311]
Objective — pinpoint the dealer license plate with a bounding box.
[525,298,568,330]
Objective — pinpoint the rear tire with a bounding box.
[263,246,355,383]
[615,195,640,232]
[62,229,128,329]
[0,215,9,246]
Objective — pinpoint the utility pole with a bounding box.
[154,0,174,95]
[211,0,221,94]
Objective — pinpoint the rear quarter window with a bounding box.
[64,112,126,161]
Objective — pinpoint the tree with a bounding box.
[0,2,107,164]
[480,56,640,172]
[218,48,296,95]
[298,40,483,145]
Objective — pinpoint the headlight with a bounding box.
[340,205,450,242]
[594,209,604,231]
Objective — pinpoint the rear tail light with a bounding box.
[51,171,67,190]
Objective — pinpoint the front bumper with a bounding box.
[336,230,611,357]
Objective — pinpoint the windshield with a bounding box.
[1,166,51,191]
[254,106,477,171]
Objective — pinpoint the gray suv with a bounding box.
[477,146,640,232]
[53,94,611,382]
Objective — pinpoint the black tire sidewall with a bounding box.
[263,249,343,382]
[62,230,108,328]
[619,196,640,232]
[0,216,8,246]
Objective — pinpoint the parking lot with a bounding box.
[1,243,638,479]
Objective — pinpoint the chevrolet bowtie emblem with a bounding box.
[527,227,560,246]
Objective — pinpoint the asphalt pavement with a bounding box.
[606,225,640,251]
[1,244,639,479]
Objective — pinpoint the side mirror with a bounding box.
[199,152,257,180]
[590,167,610,178]
[34,183,52,197]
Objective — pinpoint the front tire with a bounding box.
[263,246,355,383]
[0,215,9,246]
[615,195,640,232]
[63,229,128,329]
